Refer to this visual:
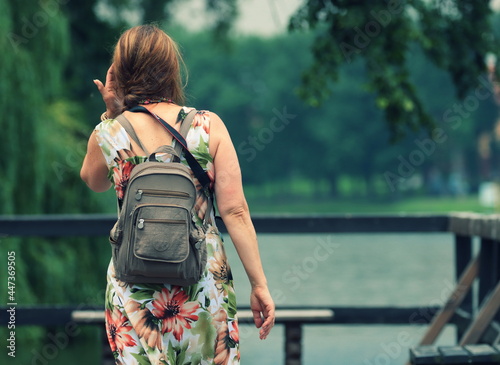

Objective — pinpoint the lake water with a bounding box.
[1,233,460,365]
[223,232,458,365]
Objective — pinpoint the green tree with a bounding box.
[289,0,498,139]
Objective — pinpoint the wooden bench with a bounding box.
[410,344,500,364]
[408,248,500,364]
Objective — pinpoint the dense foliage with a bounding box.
[290,0,498,139]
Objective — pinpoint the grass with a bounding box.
[98,177,494,215]
[247,194,495,214]
[243,177,497,214]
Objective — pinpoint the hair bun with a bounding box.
[123,92,141,108]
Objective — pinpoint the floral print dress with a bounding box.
[94,107,240,365]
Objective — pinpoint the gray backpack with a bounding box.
[109,106,212,285]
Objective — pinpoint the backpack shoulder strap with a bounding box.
[128,106,211,191]
[180,109,196,137]
[173,109,197,157]
[115,114,150,156]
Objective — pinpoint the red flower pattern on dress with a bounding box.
[209,248,232,293]
[192,111,210,134]
[125,300,163,350]
[105,307,137,355]
[229,320,239,344]
[112,160,135,200]
[151,287,199,341]
[213,310,239,365]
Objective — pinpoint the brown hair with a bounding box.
[113,24,186,109]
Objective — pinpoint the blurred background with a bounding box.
[2,0,500,364]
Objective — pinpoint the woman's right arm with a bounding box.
[81,65,122,191]
[81,130,112,192]
[210,113,275,340]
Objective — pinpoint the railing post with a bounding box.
[480,238,500,325]
[101,325,114,365]
[455,234,473,340]
[285,322,302,365]
[479,238,498,306]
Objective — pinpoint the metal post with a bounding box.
[285,322,302,365]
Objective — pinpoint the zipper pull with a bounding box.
[137,219,144,229]
[135,190,143,200]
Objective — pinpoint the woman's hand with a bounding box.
[93,64,123,118]
[250,285,275,340]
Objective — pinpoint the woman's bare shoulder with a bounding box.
[207,111,232,158]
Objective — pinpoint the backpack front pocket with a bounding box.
[131,204,190,263]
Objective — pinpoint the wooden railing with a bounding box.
[1,213,499,364]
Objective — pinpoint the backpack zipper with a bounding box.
[135,189,190,200]
[137,218,185,229]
